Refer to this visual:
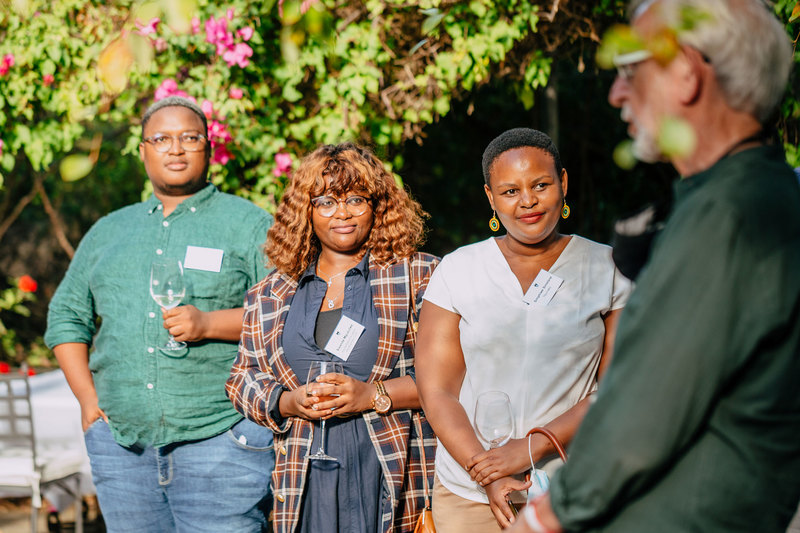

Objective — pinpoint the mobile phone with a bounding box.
[507,498,518,518]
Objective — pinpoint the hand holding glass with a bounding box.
[150,260,187,352]
[306,361,343,461]
[474,390,515,449]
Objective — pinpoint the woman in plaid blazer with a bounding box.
[227,143,439,533]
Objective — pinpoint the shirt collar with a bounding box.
[673,144,778,205]
[146,182,217,215]
[299,251,371,286]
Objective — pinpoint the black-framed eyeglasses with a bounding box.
[613,49,654,81]
[311,195,371,217]
[142,132,207,153]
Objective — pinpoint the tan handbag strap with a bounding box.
[414,412,432,510]
[526,427,568,462]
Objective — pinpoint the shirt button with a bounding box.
[279,446,287,456]
[162,221,169,227]
[157,204,163,210]
[149,312,156,318]
[276,494,285,503]
[156,249,163,255]
[190,207,196,212]
[147,347,155,354]
[146,383,154,389]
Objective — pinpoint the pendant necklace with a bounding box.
[317,265,349,309]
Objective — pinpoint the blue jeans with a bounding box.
[84,418,274,532]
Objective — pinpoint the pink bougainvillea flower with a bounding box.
[273,152,292,177]
[18,275,38,293]
[227,8,235,20]
[237,27,254,41]
[154,38,168,53]
[205,16,234,54]
[229,87,243,99]
[0,362,9,373]
[208,120,233,144]
[191,16,201,35]
[0,53,15,76]
[201,99,214,119]
[211,144,232,165]
[135,17,160,36]
[222,42,253,68]
[154,78,193,102]
[43,73,55,86]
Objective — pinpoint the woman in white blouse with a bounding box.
[416,128,632,532]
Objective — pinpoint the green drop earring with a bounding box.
[489,211,500,232]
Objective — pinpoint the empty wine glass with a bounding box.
[306,360,343,461]
[474,390,515,449]
[150,260,187,352]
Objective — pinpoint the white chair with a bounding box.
[0,369,84,533]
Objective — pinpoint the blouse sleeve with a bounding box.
[610,265,633,311]
[420,254,457,314]
[226,278,293,434]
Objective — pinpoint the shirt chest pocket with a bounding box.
[184,258,251,310]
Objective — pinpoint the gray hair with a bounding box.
[630,0,792,123]
[141,96,208,137]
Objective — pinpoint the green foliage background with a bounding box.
[0,0,797,367]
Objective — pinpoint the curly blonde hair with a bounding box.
[266,143,427,278]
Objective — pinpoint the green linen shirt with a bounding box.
[550,146,800,532]
[45,183,272,447]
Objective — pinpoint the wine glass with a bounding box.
[150,260,187,352]
[474,390,515,449]
[306,360,343,461]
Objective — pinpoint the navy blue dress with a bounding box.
[281,255,385,533]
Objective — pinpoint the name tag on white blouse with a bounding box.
[324,315,365,361]
[183,246,224,272]
[523,269,563,306]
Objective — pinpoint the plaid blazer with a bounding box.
[226,252,439,533]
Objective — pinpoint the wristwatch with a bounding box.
[372,380,392,414]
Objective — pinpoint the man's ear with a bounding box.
[677,46,707,106]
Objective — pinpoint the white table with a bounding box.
[0,369,94,511]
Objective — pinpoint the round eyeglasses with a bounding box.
[311,195,371,217]
[143,133,208,153]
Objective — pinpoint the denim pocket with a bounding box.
[226,417,274,451]
[83,417,105,435]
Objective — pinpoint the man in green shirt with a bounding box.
[45,97,275,531]
[513,0,800,532]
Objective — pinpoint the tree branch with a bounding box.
[0,185,38,244]
[33,175,75,259]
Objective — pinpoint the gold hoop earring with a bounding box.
[489,212,500,232]
[561,201,570,219]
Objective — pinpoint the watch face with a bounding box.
[374,394,392,414]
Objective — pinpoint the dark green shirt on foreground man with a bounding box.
[549,146,800,532]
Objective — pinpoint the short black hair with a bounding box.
[141,96,208,138]
[481,128,563,185]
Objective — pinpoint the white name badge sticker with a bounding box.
[523,269,564,306]
[324,315,365,361]
[183,246,224,273]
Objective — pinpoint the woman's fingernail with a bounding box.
[312,405,318,410]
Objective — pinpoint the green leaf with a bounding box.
[59,154,95,182]
[790,2,800,22]
[613,140,637,170]
[422,11,445,35]
[657,116,697,159]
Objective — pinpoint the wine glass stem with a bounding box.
[318,419,327,455]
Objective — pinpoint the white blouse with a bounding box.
[422,236,632,503]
